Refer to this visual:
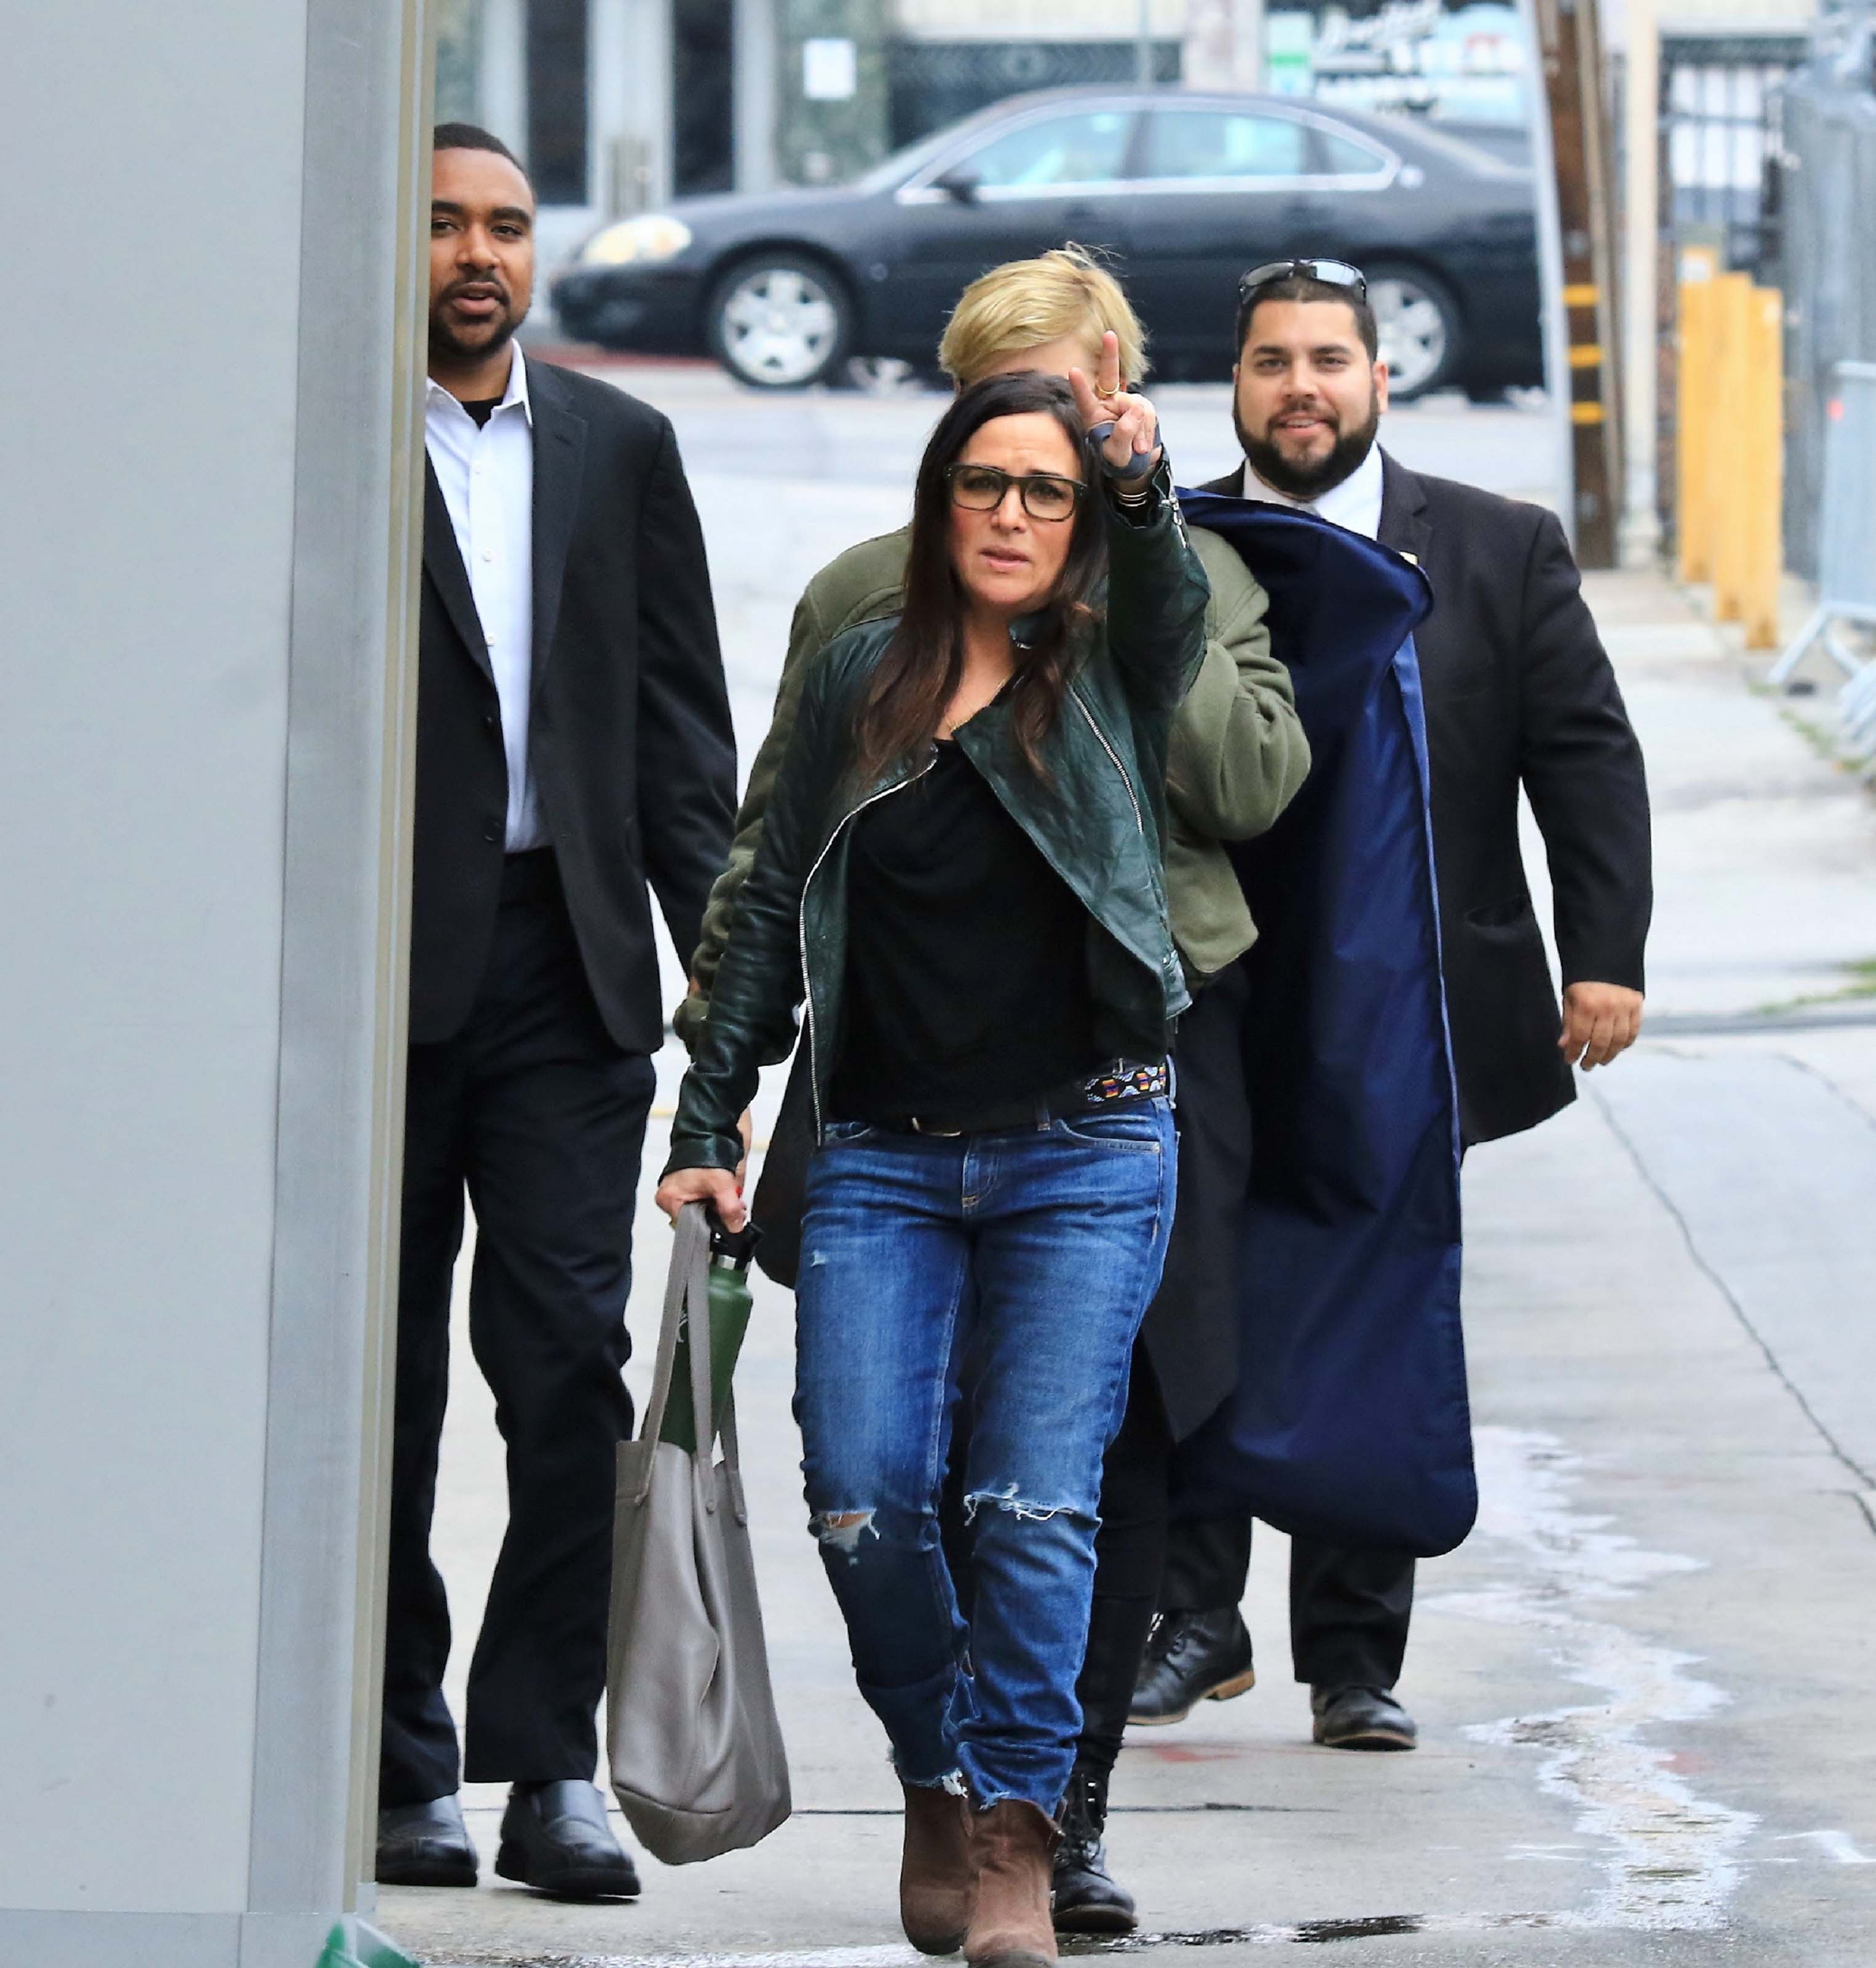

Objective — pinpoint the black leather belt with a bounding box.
[876,1058,1171,1138]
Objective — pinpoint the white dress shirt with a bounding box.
[1242,441,1385,542]
[425,350,543,851]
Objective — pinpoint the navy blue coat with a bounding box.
[1172,491,1474,1558]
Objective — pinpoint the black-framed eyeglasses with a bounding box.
[944,463,1086,523]
[1237,258,1368,301]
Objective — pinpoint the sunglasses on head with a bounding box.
[1237,258,1368,301]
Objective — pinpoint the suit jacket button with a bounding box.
[483,820,501,843]
[483,712,498,731]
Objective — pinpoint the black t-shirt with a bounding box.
[460,396,501,427]
[827,737,1101,1121]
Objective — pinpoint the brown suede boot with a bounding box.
[963,1799,1061,1968]
[900,1782,975,1955]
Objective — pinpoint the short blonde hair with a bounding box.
[938,245,1149,387]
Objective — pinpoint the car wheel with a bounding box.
[706,254,853,389]
[1366,266,1463,401]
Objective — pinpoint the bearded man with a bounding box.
[1131,260,1651,1761]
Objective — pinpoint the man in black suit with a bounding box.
[1131,263,1650,1753]
[375,124,736,1898]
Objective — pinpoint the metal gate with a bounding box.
[1656,33,1808,553]
[1660,33,1808,278]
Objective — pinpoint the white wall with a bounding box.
[0,3,425,1962]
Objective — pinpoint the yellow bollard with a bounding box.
[1676,245,1721,584]
[1738,285,1784,651]
[1710,273,1754,623]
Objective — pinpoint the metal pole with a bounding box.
[1519,0,1579,547]
[734,0,778,192]
[1138,0,1155,85]
[1619,0,1664,565]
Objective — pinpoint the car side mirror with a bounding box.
[932,167,980,203]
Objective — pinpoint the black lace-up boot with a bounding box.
[1050,1763,1136,1935]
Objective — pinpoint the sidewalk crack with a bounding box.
[1589,1084,1876,1490]
[1774,1046,1876,1138]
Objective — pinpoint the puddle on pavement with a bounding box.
[1426,1426,1759,1932]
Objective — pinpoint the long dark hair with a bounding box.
[851,372,1104,785]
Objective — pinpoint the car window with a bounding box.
[1140,110,1310,181]
[955,110,1134,191]
[1318,129,1391,177]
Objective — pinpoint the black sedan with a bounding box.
[552,87,1541,401]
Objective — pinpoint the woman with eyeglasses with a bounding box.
[655,356,1207,1968]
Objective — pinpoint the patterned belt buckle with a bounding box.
[1082,1060,1170,1105]
[909,1116,964,1137]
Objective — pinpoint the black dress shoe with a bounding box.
[494,1780,641,1900]
[1128,1608,1256,1725]
[1310,1685,1418,1750]
[1052,1764,1136,1935]
[376,1795,478,1888]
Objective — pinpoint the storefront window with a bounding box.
[528,0,588,204]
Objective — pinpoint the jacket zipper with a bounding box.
[798,757,936,1140]
[1070,683,1183,992]
[1070,685,1144,835]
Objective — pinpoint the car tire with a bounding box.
[1366,264,1463,402]
[706,253,853,390]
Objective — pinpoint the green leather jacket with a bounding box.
[665,478,1213,1175]
[673,506,1308,1052]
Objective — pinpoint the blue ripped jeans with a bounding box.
[794,1100,1176,1813]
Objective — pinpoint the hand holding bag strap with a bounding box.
[630,1203,711,1504]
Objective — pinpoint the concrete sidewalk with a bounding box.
[381,552,1876,1966]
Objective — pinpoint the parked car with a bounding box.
[552,87,1542,401]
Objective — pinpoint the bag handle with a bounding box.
[719,1387,750,1526]
[685,1204,718,1510]
[630,1202,713,1502]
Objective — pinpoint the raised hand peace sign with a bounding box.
[1068,330,1163,487]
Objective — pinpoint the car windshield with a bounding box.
[856,123,976,193]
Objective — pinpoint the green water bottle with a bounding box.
[659,1215,759,1453]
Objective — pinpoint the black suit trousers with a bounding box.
[1072,969,1256,1776]
[380,851,656,1806]
[1160,1512,1415,1691]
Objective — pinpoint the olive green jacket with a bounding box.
[674,513,1308,1051]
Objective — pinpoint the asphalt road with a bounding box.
[381,368,1876,1968]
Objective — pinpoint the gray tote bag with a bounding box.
[606,1203,791,1863]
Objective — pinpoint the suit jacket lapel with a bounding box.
[423,457,494,682]
[1378,450,1432,568]
[527,362,588,698]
